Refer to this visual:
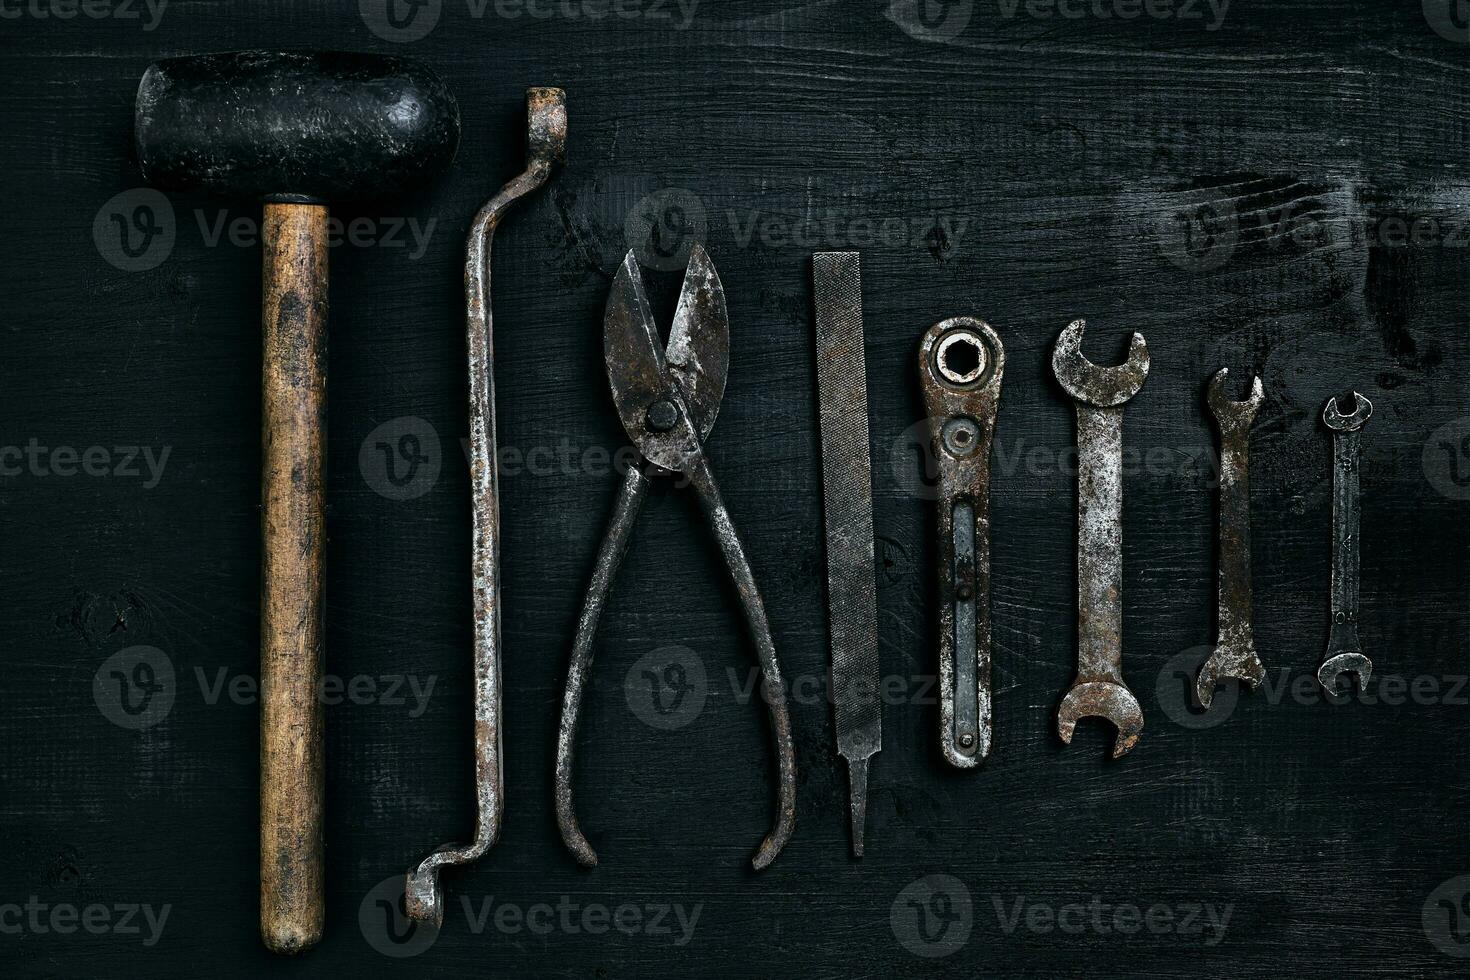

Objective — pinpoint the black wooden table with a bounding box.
[3,2,1467,975]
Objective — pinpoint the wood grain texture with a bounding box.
[257,201,328,954]
[0,1,1466,977]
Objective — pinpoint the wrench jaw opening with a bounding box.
[1056,681,1144,759]
[1320,612,1372,697]
[1322,392,1373,432]
[1194,641,1266,710]
[1051,319,1150,408]
[1318,650,1372,696]
[1206,368,1264,426]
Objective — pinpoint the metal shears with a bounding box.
[553,245,798,870]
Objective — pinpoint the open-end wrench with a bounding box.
[1319,391,1373,695]
[1052,319,1149,758]
[1196,368,1266,708]
[919,317,1004,768]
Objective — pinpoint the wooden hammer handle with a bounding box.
[259,201,328,954]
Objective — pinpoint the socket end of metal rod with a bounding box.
[525,87,567,168]
[846,755,870,858]
[404,867,445,927]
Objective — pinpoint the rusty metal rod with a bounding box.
[405,88,566,927]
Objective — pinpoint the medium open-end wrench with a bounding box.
[1319,391,1373,695]
[1052,319,1149,758]
[919,317,1004,768]
[1196,368,1266,708]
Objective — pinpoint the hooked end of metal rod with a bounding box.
[847,756,870,858]
[404,866,446,928]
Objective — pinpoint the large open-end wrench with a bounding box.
[919,317,1004,768]
[1196,368,1266,708]
[1052,319,1149,758]
[1319,391,1373,695]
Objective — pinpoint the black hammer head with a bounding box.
[135,50,460,202]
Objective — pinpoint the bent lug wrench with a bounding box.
[406,88,566,926]
[1052,319,1149,758]
[919,317,1004,767]
[1318,391,1373,696]
[1196,368,1266,708]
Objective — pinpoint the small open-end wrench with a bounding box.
[919,317,1004,768]
[1052,319,1149,758]
[1196,368,1266,708]
[1319,391,1373,695]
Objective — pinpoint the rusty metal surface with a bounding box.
[918,317,1004,769]
[811,251,879,855]
[554,245,797,870]
[405,88,566,927]
[1052,319,1149,759]
[1196,369,1267,708]
[1319,391,1374,695]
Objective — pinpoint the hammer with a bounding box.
[134,50,460,954]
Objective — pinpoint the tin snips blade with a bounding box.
[812,251,880,857]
